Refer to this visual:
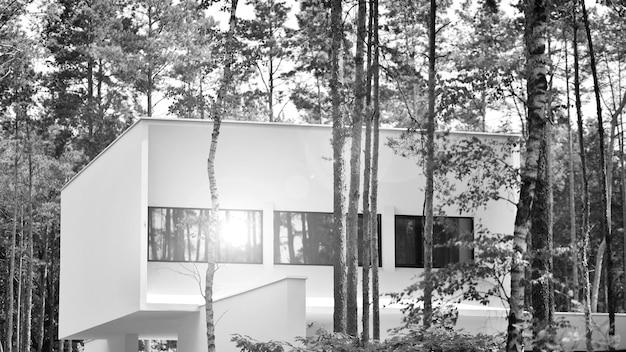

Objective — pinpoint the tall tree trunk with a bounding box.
[331,0,347,334]
[361,114,371,344]
[592,239,605,311]
[581,1,616,346]
[564,28,579,305]
[370,0,380,339]
[268,51,274,122]
[531,120,553,352]
[286,213,295,262]
[621,80,626,314]
[146,6,154,118]
[361,0,374,341]
[573,5,593,350]
[6,107,19,352]
[205,1,238,351]
[22,112,34,352]
[506,0,548,350]
[531,26,555,351]
[16,235,22,352]
[36,226,49,352]
[346,0,367,336]
[422,0,436,329]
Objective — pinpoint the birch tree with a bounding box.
[572,4,593,349]
[422,0,436,329]
[330,0,347,334]
[506,0,548,350]
[205,1,238,351]
[346,0,367,336]
[361,0,373,340]
[580,0,616,347]
[370,0,381,339]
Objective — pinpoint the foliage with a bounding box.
[390,230,513,329]
[389,133,520,212]
[240,0,294,121]
[389,134,519,331]
[232,328,503,352]
[288,0,331,123]
[435,136,520,212]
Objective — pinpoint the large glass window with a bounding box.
[274,211,382,265]
[148,207,262,264]
[395,215,473,268]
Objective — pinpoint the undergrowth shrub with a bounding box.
[232,327,504,352]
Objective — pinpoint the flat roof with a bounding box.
[61,117,520,191]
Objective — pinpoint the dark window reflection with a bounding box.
[273,211,381,266]
[148,207,262,264]
[395,215,473,268]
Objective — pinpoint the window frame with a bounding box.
[394,214,474,269]
[273,210,382,266]
[147,206,264,264]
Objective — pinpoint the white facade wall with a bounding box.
[60,122,148,339]
[144,119,517,337]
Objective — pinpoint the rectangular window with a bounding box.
[148,207,262,264]
[395,215,473,268]
[273,211,382,266]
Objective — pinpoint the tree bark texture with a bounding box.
[206,2,238,351]
[506,0,548,350]
[531,124,553,352]
[330,0,347,334]
[22,115,34,352]
[572,7,593,350]
[370,0,380,339]
[422,0,436,330]
[361,0,374,341]
[346,0,367,337]
[581,0,616,346]
[361,108,371,344]
[564,29,579,304]
[6,108,19,352]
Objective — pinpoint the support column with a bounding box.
[381,205,395,271]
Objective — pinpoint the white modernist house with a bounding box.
[60,118,518,352]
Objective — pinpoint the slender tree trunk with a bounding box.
[361,116,371,343]
[592,239,605,312]
[146,6,154,117]
[286,213,295,262]
[621,82,626,315]
[268,53,274,122]
[36,226,49,352]
[361,0,374,341]
[205,2,238,351]
[506,0,548,350]
[22,113,34,352]
[422,0,436,329]
[16,238,22,352]
[572,6,593,350]
[370,0,380,339]
[346,0,367,336]
[581,1,615,346]
[97,59,103,113]
[564,29,579,305]
[331,0,347,334]
[6,107,19,352]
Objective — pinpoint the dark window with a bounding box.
[273,211,382,266]
[148,207,262,264]
[395,215,473,268]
